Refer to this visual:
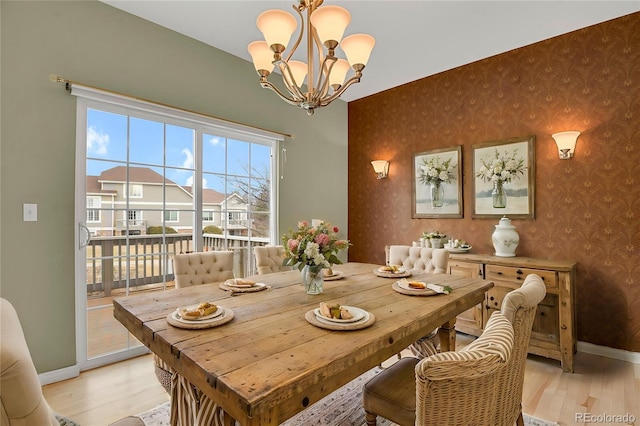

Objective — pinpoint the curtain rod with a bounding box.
[49,74,294,140]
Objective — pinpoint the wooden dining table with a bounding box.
[113,262,494,426]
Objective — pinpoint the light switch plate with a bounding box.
[23,203,37,221]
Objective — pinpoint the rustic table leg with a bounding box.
[438,318,457,352]
[222,413,236,426]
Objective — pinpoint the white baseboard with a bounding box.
[578,341,640,364]
[39,364,80,386]
[38,346,151,385]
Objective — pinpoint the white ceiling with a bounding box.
[100,1,640,102]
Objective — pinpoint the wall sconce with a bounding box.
[552,131,580,159]
[371,160,389,179]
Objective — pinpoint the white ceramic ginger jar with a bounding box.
[492,216,519,257]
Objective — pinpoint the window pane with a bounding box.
[166,125,195,169]
[203,134,226,174]
[130,117,164,166]
[87,109,127,162]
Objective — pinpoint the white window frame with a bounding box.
[127,184,143,198]
[164,210,179,222]
[86,196,101,223]
[72,83,283,371]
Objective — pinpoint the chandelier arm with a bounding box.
[259,79,305,106]
[318,73,361,107]
[284,5,305,63]
[312,57,336,102]
[277,61,306,100]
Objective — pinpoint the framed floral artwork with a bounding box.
[472,135,535,219]
[412,146,463,218]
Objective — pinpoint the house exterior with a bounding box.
[86,166,248,236]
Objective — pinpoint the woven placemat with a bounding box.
[219,281,269,293]
[373,268,411,278]
[166,307,234,329]
[304,309,376,331]
[323,271,344,281]
[391,281,439,297]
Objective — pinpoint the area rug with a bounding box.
[135,368,558,426]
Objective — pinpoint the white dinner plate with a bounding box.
[314,310,370,326]
[224,279,264,289]
[446,246,472,253]
[397,280,430,291]
[176,303,224,321]
[313,306,366,323]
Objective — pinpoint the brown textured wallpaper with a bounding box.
[347,13,640,352]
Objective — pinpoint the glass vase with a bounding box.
[430,181,444,208]
[492,180,507,208]
[301,265,324,295]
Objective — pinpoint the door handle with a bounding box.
[79,223,91,249]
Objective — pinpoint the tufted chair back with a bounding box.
[386,245,450,274]
[172,251,234,288]
[254,245,292,275]
[493,274,547,426]
[1,298,59,426]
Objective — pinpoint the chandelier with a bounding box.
[248,0,375,115]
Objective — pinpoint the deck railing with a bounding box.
[86,234,270,297]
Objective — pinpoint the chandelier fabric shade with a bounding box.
[248,0,375,115]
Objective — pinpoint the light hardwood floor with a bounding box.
[43,335,639,426]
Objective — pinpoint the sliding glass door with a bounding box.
[74,88,280,369]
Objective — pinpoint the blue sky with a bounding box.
[86,108,270,193]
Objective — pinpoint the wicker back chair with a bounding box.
[494,273,547,426]
[254,245,292,275]
[363,312,515,426]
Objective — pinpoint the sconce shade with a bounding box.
[371,160,389,179]
[552,131,580,159]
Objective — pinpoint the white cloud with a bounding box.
[181,148,193,168]
[87,126,109,155]
[208,136,223,146]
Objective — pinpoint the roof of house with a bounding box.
[87,166,230,205]
[98,166,177,185]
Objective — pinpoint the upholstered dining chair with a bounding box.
[493,273,547,426]
[155,251,235,393]
[254,245,292,275]
[172,250,234,288]
[386,245,450,274]
[1,298,78,426]
[386,245,450,358]
[363,310,515,426]
[153,251,237,424]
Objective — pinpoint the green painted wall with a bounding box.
[0,0,348,373]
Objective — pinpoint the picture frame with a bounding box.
[412,146,463,218]
[472,135,535,219]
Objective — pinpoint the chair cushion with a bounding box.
[254,245,291,275]
[1,298,59,426]
[172,251,234,288]
[363,357,418,426]
[500,274,547,324]
[387,245,449,274]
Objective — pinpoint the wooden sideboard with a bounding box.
[448,253,577,372]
